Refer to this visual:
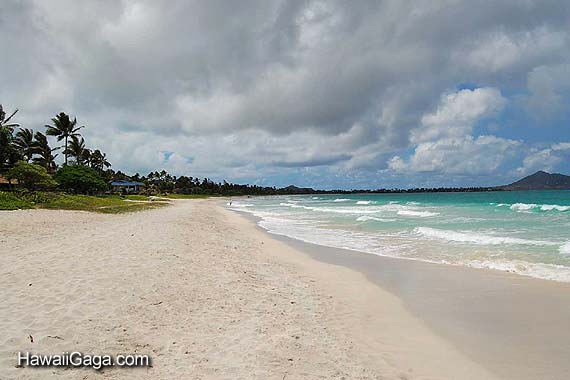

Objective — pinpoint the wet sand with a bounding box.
[238,209,570,380]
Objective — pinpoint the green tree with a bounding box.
[6,161,57,191]
[64,135,88,164]
[54,165,107,194]
[0,105,21,173]
[32,132,59,174]
[45,112,84,165]
[0,105,19,130]
[89,149,111,172]
[81,148,91,166]
[14,128,35,162]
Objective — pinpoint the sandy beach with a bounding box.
[1,199,566,379]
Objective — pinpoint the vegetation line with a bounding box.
[0,104,320,213]
[1,103,534,214]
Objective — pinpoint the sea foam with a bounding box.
[415,227,557,246]
[507,203,570,212]
[398,210,439,217]
[540,204,570,212]
[356,215,396,222]
[227,193,570,283]
[510,203,537,211]
[467,259,570,283]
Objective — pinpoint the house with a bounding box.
[110,180,145,193]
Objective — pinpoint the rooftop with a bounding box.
[111,180,145,186]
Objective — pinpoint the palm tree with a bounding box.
[89,149,111,171]
[0,105,20,173]
[45,112,84,165]
[63,135,88,164]
[0,104,19,131]
[81,148,92,166]
[14,128,35,162]
[33,132,60,174]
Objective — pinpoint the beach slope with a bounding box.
[1,199,497,379]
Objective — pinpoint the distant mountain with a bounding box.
[281,185,315,194]
[502,171,570,190]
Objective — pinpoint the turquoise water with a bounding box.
[229,191,570,282]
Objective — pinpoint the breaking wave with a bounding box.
[356,216,396,222]
[397,210,439,217]
[415,227,557,246]
[494,203,570,212]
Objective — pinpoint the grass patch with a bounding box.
[38,194,168,213]
[123,194,152,201]
[0,191,34,210]
[0,192,168,213]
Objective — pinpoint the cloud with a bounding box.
[526,64,570,117]
[272,154,351,168]
[390,87,520,177]
[453,28,568,73]
[1,0,569,188]
[515,142,570,175]
[389,135,523,175]
[411,87,506,144]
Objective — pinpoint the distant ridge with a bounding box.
[282,185,315,194]
[501,171,570,191]
[241,172,570,195]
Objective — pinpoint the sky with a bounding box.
[1,0,569,189]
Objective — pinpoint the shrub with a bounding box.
[18,190,53,204]
[54,165,107,194]
[6,161,57,191]
[0,191,33,209]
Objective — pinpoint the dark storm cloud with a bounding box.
[272,153,352,168]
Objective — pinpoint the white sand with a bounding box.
[0,199,498,379]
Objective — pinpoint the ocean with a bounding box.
[228,191,570,282]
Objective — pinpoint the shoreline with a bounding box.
[1,199,498,380]
[226,202,570,380]
[217,201,501,379]
[2,199,568,379]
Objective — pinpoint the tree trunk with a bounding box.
[64,136,68,165]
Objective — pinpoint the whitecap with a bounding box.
[356,200,372,205]
[231,202,253,208]
[356,216,396,222]
[560,242,570,255]
[415,227,557,246]
[510,203,538,211]
[397,210,439,217]
[333,198,351,202]
[509,203,570,212]
[540,204,570,212]
[311,207,381,214]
